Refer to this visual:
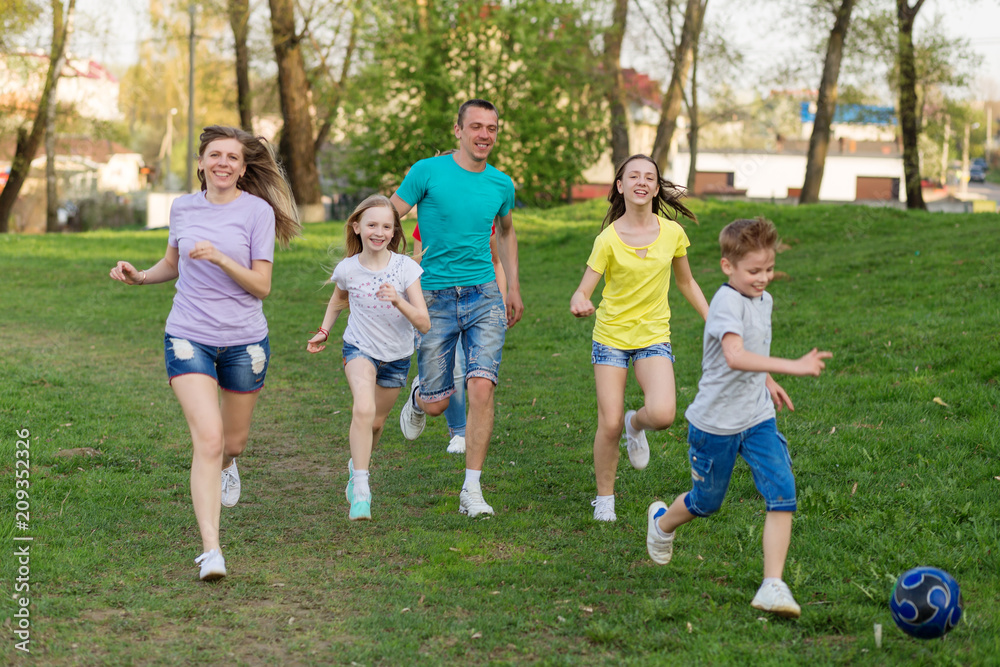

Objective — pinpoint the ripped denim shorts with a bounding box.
[164,332,270,393]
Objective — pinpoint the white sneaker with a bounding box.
[459,486,494,518]
[221,460,241,507]
[624,410,650,470]
[591,496,617,522]
[751,580,802,618]
[446,435,466,454]
[646,501,674,565]
[195,549,226,581]
[399,376,426,440]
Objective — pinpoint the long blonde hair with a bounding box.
[344,195,406,257]
[197,125,302,248]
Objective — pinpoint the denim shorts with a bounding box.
[164,333,269,393]
[342,341,411,389]
[684,418,796,515]
[416,281,506,402]
[591,340,675,368]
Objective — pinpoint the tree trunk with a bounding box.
[800,0,856,205]
[686,38,699,194]
[896,0,926,210]
[0,0,75,233]
[228,0,253,132]
[650,0,706,172]
[605,0,629,168]
[268,0,323,220]
[314,5,358,152]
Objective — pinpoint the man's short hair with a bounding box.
[457,99,499,128]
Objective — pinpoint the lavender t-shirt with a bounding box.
[165,191,276,346]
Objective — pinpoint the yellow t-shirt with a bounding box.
[587,216,691,349]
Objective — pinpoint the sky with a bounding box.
[66,0,1000,99]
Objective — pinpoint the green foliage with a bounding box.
[345,0,607,206]
[1,201,999,664]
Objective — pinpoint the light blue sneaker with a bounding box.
[349,497,371,521]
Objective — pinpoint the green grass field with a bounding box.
[1,199,998,665]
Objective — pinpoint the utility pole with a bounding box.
[940,118,949,188]
[186,2,196,192]
[961,122,970,194]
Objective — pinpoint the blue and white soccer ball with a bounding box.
[890,566,963,639]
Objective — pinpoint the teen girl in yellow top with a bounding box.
[570,154,710,522]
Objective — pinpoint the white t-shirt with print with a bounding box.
[332,252,423,362]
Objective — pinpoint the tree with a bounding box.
[227,0,253,131]
[800,0,857,204]
[896,0,926,210]
[649,0,707,172]
[268,0,323,220]
[346,0,606,206]
[604,0,630,168]
[0,0,76,234]
[45,0,73,232]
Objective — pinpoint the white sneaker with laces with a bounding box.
[221,460,241,507]
[646,501,674,565]
[399,377,426,440]
[446,434,466,454]
[591,496,617,522]
[459,485,494,517]
[195,549,226,581]
[624,410,650,470]
[751,580,802,618]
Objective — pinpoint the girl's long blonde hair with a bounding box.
[344,195,406,257]
[197,125,302,248]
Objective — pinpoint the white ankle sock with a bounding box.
[463,469,482,489]
[763,577,781,586]
[353,469,370,501]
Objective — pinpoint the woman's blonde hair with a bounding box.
[197,125,302,248]
[344,195,406,257]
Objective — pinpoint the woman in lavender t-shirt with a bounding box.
[110,126,301,581]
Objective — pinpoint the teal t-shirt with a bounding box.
[396,155,515,290]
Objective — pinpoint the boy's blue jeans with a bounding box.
[684,418,797,516]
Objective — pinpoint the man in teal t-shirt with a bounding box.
[391,99,524,519]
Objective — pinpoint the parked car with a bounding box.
[972,157,987,172]
[970,166,986,183]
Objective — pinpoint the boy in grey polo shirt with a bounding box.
[645,217,832,618]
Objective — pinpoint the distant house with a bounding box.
[0,137,146,233]
[670,138,905,203]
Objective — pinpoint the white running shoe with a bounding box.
[646,501,674,565]
[751,580,802,618]
[624,410,650,470]
[446,435,466,454]
[459,486,494,518]
[221,460,241,507]
[591,496,617,522]
[399,377,426,440]
[195,549,226,581]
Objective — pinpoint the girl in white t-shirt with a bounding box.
[307,195,429,521]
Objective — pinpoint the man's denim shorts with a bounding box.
[416,281,506,403]
[684,418,796,515]
[342,341,411,389]
[164,333,269,393]
[591,340,675,368]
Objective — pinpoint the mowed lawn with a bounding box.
[1,198,998,666]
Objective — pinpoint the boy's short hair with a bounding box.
[719,217,779,263]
